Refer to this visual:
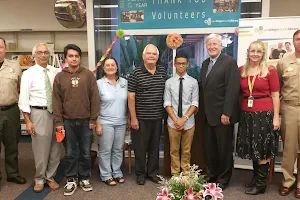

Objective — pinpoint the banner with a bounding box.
[237,17,300,67]
[118,0,240,30]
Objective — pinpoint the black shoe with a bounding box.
[7,176,26,184]
[205,176,217,183]
[148,176,160,184]
[245,160,258,187]
[245,162,269,195]
[136,176,145,185]
[218,183,228,190]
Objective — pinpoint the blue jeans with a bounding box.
[64,119,92,180]
[98,124,126,181]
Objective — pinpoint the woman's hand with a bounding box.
[273,115,280,130]
[96,124,103,135]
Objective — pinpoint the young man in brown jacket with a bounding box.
[52,44,100,196]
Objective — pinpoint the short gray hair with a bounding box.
[205,34,222,44]
[143,44,159,57]
[32,43,49,57]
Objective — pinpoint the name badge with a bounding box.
[248,96,254,108]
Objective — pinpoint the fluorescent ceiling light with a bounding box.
[94,5,118,8]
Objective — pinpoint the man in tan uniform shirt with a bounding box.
[0,37,26,187]
[278,30,300,198]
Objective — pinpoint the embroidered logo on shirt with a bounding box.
[120,84,126,88]
[71,77,80,87]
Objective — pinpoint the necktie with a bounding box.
[44,68,53,113]
[178,77,184,118]
[206,60,214,77]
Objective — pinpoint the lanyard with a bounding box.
[248,74,258,96]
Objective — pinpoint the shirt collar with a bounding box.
[174,73,188,80]
[103,76,120,84]
[289,53,299,64]
[210,53,221,64]
[35,64,50,71]
[141,63,159,73]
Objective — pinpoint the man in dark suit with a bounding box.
[200,34,240,190]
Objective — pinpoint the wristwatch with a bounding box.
[184,115,189,120]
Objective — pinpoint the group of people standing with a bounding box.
[0,30,300,198]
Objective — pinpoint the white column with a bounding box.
[261,0,270,17]
[86,0,96,70]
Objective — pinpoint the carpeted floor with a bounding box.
[0,136,298,200]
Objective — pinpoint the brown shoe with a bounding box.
[47,181,59,190]
[295,188,300,198]
[34,183,44,193]
[279,186,292,196]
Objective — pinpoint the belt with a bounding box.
[283,100,300,106]
[243,95,270,99]
[31,106,48,110]
[0,103,17,111]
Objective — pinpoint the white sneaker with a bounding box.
[79,179,93,192]
[64,178,78,196]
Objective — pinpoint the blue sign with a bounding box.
[118,0,241,29]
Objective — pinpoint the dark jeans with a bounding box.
[131,119,161,178]
[64,119,92,180]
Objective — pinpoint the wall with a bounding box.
[0,0,87,31]
[269,0,300,17]
[0,0,89,67]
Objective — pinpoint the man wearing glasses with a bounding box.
[19,43,61,192]
[164,54,199,176]
[128,44,167,185]
[0,37,26,188]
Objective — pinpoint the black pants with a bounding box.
[204,119,234,185]
[0,104,21,179]
[131,119,161,178]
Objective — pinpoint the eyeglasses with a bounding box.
[36,51,50,56]
[145,52,158,56]
[174,62,188,67]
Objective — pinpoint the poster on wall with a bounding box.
[237,17,300,68]
[118,0,241,30]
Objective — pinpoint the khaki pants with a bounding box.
[281,103,300,188]
[168,125,195,175]
[30,108,61,184]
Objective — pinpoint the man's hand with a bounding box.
[131,117,139,130]
[26,121,35,135]
[175,117,187,130]
[95,124,103,135]
[221,114,230,125]
[56,125,64,132]
[89,123,96,129]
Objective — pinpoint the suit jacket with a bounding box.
[200,53,240,126]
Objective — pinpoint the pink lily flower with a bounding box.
[183,187,199,200]
[203,183,224,200]
[156,188,174,200]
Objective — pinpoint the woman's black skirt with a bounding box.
[236,110,279,161]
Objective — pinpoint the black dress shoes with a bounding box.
[218,183,228,191]
[7,176,26,184]
[204,177,217,183]
[136,176,145,185]
[148,176,160,184]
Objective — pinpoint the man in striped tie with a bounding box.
[19,43,61,193]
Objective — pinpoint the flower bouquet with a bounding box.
[156,165,224,200]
